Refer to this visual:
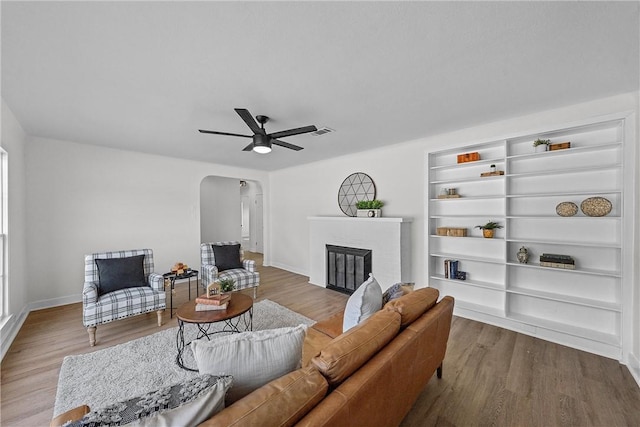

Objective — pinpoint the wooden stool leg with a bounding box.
[157,310,163,326]
[87,326,96,347]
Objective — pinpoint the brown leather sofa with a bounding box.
[201,287,454,427]
[51,288,454,427]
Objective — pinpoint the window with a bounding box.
[0,149,6,318]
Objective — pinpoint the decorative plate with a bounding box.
[556,202,578,217]
[580,197,612,217]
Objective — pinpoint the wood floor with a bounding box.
[2,254,640,426]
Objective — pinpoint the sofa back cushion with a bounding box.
[311,309,400,387]
[384,287,439,328]
[200,367,328,427]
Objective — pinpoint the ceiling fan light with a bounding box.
[253,145,271,154]
[252,133,272,154]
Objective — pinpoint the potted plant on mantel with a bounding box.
[533,138,550,153]
[476,221,503,238]
[356,200,384,218]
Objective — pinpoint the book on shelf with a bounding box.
[539,253,575,265]
[195,294,231,306]
[444,259,459,279]
[540,261,576,270]
[195,302,228,311]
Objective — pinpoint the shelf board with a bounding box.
[429,157,504,171]
[505,237,621,249]
[506,286,621,312]
[429,195,504,201]
[430,214,505,219]
[430,274,504,291]
[431,175,505,185]
[506,163,621,179]
[506,190,621,198]
[430,252,504,264]
[506,141,622,160]
[431,235,504,241]
[506,215,621,220]
[506,312,620,346]
[506,261,621,277]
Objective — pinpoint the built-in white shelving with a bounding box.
[427,116,629,359]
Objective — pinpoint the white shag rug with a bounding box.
[54,299,313,417]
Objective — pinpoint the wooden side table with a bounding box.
[175,293,253,371]
[163,270,199,318]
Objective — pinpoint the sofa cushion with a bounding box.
[342,274,382,332]
[302,327,335,367]
[311,309,401,387]
[95,255,148,296]
[199,366,328,427]
[65,374,232,427]
[384,287,439,328]
[212,244,243,272]
[310,311,344,339]
[192,325,307,404]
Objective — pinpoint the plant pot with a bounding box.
[482,229,495,238]
[534,144,547,153]
[356,209,381,218]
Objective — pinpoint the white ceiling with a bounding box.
[2,1,638,171]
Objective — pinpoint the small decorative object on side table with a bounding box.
[163,269,199,318]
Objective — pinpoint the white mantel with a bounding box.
[308,216,412,291]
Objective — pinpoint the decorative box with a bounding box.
[457,152,480,163]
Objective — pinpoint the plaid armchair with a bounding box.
[83,249,166,346]
[200,242,260,298]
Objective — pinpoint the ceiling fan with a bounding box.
[199,108,317,154]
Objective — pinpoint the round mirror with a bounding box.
[338,172,376,217]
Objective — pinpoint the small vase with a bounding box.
[482,229,494,238]
[517,246,529,263]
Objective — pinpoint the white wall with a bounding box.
[200,176,242,243]
[25,136,269,306]
[240,180,263,252]
[0,100,29,359]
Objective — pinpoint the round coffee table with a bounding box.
[176,293,253,371]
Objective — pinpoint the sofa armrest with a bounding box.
[82,282,98,305]
[242,259,256,273]
[202,264,219,288]
[50,405,90,427]
[148,272,164,292]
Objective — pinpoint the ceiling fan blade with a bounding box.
[272,138,304,151]
[235,108,262,134]
[198,129,252,138]
[242,142,254,151]
[268,125,317,139]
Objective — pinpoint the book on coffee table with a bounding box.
[195,294,231,306]
[195,302,228,311]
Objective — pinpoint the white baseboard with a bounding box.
[268,262,309,279]
[0,293,82,362]
[0,307,28,362]
[628,352,640,388]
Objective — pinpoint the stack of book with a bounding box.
[195,294,231,311]
[539,253,575,270]
[444,259,459,279]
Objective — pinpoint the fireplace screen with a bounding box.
[326,245,372,294]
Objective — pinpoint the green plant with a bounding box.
[475,221,503,230]
[219,278,236,293]
[356,199,384,209]
[533,138,550,147]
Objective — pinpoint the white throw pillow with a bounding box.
[191,324,307,404]
[342,273,383,332]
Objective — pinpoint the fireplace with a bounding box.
[326,245,372,295]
